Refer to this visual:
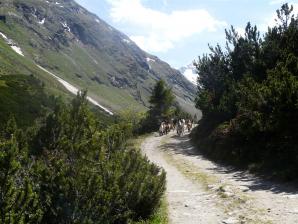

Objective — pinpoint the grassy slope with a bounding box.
[0,18,146,112]
[0,0,197,115]
[0,74,54,127]
[0,20,143,114]
[0,34,68,96]
[0,35,64,126]
[0,34,113,126]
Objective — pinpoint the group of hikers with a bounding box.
[159,118,193,137]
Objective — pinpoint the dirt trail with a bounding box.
[141,132,298,224]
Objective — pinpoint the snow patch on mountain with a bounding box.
[11,46,24,56]
[0,32,24,56]
[36,65,114,115]
[122,39,131,44]
[38,18,45,24]
[183,69,197,85]
[146,57,156,63]
[61,22,71,32]
[180,64,197,85]
[146,57,156,70]
[0,32,8,40]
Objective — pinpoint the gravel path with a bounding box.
[141,132,298,224]
[142,134,223,224]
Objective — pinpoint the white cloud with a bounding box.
[269,0,298,5]
[270,0,287,5]
[130,35,173,52]
[106,0,226,53]
[235,27,246,37]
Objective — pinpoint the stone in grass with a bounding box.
[207,184,217,190]
[222,217,239,224]
[238,186,250,192]
[224,192,235,197]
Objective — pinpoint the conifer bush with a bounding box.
[193,4,298,179]
[0,92,166,223]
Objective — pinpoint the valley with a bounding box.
[0,1,298,224]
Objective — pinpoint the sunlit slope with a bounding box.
[0,0,197,114]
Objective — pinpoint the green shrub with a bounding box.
[0,92,166,223]
[193,4,298,178]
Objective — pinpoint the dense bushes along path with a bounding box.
[142,132,298,224]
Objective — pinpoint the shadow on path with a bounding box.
[160,132,298,195]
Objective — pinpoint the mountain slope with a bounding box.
[0,0,196,114]
[0,34,114,126]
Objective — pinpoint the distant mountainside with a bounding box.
[0,0,197,115]
[180,64,198,86]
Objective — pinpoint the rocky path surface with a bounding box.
[141,132,298,224]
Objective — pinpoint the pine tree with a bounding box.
[148,80,174,124]
[193,3,298,178]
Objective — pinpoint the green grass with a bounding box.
[127,134,148,150]
[0,80,7,87]
[148,197,168,224]
[132,197,168,224]
[88,84,146,111]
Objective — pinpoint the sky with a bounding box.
[75,0,298,68]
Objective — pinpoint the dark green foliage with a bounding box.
[193,4,298,180]
[0,92,166,223]
[0,119,43,223]
[0,75,55,128]
[173,105,193,120]
[139,80,174,132]
[149,80,174,120]
[138,80,194,134]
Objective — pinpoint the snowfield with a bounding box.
[183,68,197,85]
[38,18,45,24]
[0,31,25,56]
[0,32,8,40]
[122,38,131,44]
[146,57,156,63]
[11,46,24,56]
